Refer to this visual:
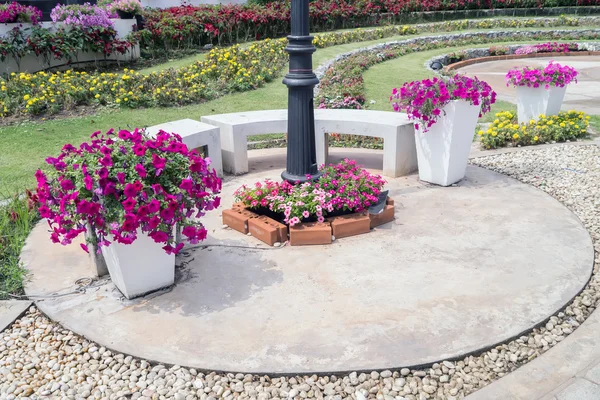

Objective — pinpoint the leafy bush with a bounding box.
[137,1,597,54]
[0,193,38,300]
[489,45,510,55]
[478,110,590,149]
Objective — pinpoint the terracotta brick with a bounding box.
[232,202,247,211]
[386,197,394,206]
[251,216,288,243]
[289,222,332,246]
[248,217,278,246]
[329,212,370,239]
[222,208,258,234]
[369,205,395,228]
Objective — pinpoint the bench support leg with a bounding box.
[220,127,248,175]
[383,125,418,178]
[206,130,224,177]
[315,129,329,167]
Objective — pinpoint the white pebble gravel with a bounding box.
[1,144,599,400]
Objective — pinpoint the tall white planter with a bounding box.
[414,100,481,187]
[516,85,567,124]
[101,230,175,299]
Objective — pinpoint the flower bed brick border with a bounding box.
[222,198,395,247]
[444,50,600,72]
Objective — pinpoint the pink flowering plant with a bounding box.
[234,159,386,226]
[515,42,578,55]
[390,74,496,132]
[110,0,143,15]
[0,2,42,25]
[33,128,222,255]
[506,61,578,89]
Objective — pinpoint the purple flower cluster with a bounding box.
[51,3,114,29]
[34,128,222,255]
[0,2,42,25]
[506,61,578,89]
[390,74,497,132]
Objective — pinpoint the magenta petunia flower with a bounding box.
[122,197,137,211]
[152,154,166,170]
[134,163,147,178]
[123,183,139,198]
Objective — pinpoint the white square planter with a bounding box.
[414,100,481,187]
[516,85,567,124]
[101,230,175,299]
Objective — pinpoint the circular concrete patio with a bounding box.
[21,151,594,374]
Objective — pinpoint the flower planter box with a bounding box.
[117,10,135,19]
[101,231,175,299]
[369,205,395,228]
[414,100,481,186]
[516,85,567,123]
[329,212,371,239]
[289,222,332,246]
[0,23,33,37]
[248,216,288,246]
[222,208,258,234]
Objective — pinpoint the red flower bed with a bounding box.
[138,0,599,54]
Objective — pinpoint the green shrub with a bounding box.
[0,192,38,299]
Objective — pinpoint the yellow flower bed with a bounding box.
[0,39,287,117]
[0,16,589,119]
[479,110,590,149]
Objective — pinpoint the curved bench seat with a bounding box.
[201,109,417,178]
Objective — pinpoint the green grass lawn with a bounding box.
[2,30,599,194]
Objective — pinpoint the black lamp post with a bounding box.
[281,0,322,184]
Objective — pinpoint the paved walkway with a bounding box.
[458,56,600,115]
[0,300,31,331]
[465,297,600,400]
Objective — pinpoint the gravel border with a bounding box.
[1,144,599,400]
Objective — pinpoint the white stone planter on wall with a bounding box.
[414,100,481,186]
[100,231,175,299]
[0,22,33,37]
[516,85,567,124]
[0,19,139,74]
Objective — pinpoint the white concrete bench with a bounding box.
[201,109,417,178]
[146,119,223,177]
